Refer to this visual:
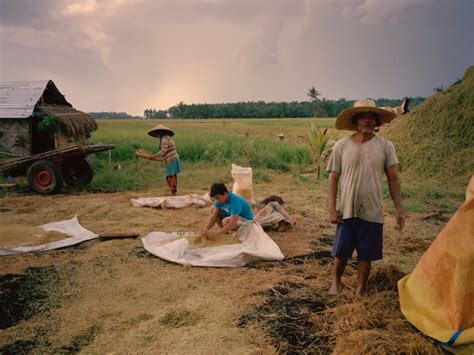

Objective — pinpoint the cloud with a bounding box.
[76,24,113,68]
[342,0,434,25]
[60,0,130,16]
[0,26,68,49]
[0,0,62,27]
[1,0,472,115]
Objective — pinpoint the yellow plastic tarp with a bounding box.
[398,176,474,352]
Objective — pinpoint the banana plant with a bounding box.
[297,123,329,179]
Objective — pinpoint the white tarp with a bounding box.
[0,216,98,256]
[131,193,212,209]
[142,221,284,267]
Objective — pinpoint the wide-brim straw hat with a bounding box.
[335,99,397,131]
[147,124,174,137]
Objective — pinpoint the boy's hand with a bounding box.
[203,230,216,238]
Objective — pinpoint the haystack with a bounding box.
[384,66,474,184]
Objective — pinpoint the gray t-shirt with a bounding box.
[326,135,399,224]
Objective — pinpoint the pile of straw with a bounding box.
[384,65,474,184]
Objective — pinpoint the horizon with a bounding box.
[89,96,424,117]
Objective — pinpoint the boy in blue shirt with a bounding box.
[201,182,254,237]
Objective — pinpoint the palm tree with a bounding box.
[307,87,321,117]
[307,87,321,101]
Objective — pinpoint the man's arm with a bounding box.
[385,164,405,231]
[328,171,342,224]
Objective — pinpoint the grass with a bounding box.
[245,118,335,127]
[2,117,467,216]
[383,179,463,214]
[87,118,333,191]
[92,119,320,167]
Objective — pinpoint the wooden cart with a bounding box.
[0,143,114,194]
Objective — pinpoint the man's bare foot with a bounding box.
[328,283,340,295]
[355,287,366,297]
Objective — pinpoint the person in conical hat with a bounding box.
[326,99,405,296]
[147,124,181,195]
[147,124,174,138]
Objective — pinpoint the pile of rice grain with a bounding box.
[0,226,68,248]
[188,235,240,248]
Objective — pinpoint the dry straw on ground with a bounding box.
[0,149,455,352]
[238,263,442,354]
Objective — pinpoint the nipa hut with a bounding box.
[0,80,97,159]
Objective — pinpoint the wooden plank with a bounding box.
[98,232,140,240]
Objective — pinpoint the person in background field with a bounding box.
[201,182,254,237]
[147,124,181,195]
[326,99,405,296]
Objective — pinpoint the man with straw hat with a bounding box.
[326,99,405,296]
[147,124,181,195]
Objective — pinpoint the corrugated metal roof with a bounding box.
[0,80,51,119]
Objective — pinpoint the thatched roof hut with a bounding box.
[0,80,98,158]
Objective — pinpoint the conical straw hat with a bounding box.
[147,124,174,137]
[335,99,397,131]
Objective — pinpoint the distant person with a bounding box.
[326,99,405,296]
[147,124,181,195]
[381,97,410,116]
[375,98,410,132]
[201,182,254,237]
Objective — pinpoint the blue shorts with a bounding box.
[331,218,383,262]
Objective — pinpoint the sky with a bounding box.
[1,0,473,116]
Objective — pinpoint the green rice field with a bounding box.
[89,118,340,190]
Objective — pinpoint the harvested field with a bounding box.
[0,166,457,353]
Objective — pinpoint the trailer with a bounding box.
[0,80,114,194]
[0,143,114,194]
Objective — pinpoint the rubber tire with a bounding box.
[27,160,64,194]
[62,158,93,187]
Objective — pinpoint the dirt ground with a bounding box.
[0,172,450,353]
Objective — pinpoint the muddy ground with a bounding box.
[0,172,449,353]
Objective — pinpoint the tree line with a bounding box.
[89,112,141,119]
[88,97,425,119]
[143,97,425,119]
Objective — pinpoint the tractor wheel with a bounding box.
[62,158,93,187]
[27,160,64,194]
